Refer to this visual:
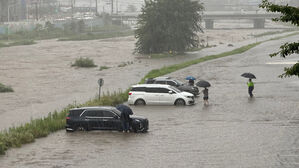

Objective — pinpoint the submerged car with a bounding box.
[65,106,149,133]
[145,77,199,96]
[128,84,195,106]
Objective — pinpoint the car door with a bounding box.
[92,110,106,129]
[102,110,121,130]
[83,110,103,130]
[158,88,177,105]
[145,87,160,104]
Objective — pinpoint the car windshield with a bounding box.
[169,86,181,93]
[112,108,121,116]
[174,80,183,86]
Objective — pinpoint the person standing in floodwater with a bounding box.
[247,79,254,98]
[120,111,130,132]
[188,79,194,86]
[202,87,209,105]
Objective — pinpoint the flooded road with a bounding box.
[1,35,298,167]
[0,29,294,130]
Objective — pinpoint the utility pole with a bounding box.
[7,0,17,41]
[71,0,74,19]
[111,0,113,14]
[35,2,38,21]
[116,0,118,14]
[30,0,39,21]
[7,0,17,22]
[8,5,10,23]
[7,5,10,41]
[95,0,98,16]
[39,0,43,20]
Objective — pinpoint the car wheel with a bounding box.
[134,99,146,106]
[132,128,138,133]
[175,99,185,106]
[76,125,89,131]
[66,129,75,132]
[139,126,147,133]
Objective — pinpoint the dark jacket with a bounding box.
[120,112,130,122]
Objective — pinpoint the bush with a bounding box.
[118,62,127,67]
[0,105,75,155]
[99,66,110,71]
[71,57,97,68]
[45,21,55,32]
[84,90,129,107]
[0,83,14,92]
[0,43,7,48]
[9,40,36,46]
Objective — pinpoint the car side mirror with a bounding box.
[169,91,174,94]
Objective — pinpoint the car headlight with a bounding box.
[135,119,140,122]
[187,96,193,99]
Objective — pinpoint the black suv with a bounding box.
[65,106,149,133]
[145,77,199,96]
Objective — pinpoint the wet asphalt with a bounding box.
[0,35,298,168]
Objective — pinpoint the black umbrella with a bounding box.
[196,80,211,88]
[241,73,256,79]
[116,104,133,115]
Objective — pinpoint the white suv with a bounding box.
[128,84,195,106]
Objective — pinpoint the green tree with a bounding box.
[135,0,204,54]
[45,21,55,32]
[260,0,299,78]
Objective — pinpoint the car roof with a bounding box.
[70,106,116,111]
[154,76,171,80]
[131,84,172,88]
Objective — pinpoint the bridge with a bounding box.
[111,12,281,29]
[202,12,281,29]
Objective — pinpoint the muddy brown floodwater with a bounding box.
[0,28,295,131]
[0,35,298,168]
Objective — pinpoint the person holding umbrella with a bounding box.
[196,80,211,106]
[188,79,195,86]
[202,87,209,106]
[186,76,196,86]
[116,104,133,132]
[241,73,256,98]
[247,79,254,98]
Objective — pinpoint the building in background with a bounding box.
[0,0,28,22]
[0,0,60,22]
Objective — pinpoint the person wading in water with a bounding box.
[202,87,209,106]
[247,78,254,98]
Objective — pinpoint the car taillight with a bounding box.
[129,92,132,95]
[66,117,70,120]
